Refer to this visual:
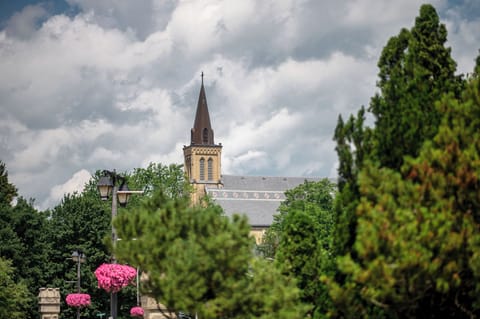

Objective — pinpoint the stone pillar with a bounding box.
[141,295,177,319]
[38,288,60,319]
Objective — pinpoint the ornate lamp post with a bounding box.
[71,251,86,319]
[97,170,143,319]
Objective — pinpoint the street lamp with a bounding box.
[71,250,86,319]
[97,170,143,319]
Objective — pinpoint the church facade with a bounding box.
[184,77,320,243]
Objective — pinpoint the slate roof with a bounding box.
[206,175,322,227]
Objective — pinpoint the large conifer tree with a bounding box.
[330,73,480,319]
[333,4,463,257]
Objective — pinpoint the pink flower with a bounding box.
[130,306,144,317]
[66,293,91,307]
[94,263,137,293]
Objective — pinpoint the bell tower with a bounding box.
[183,73,222,203]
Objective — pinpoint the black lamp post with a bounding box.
[71,250,86,319]
[97,170,142,319]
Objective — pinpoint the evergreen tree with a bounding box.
[333,3,462,257]
[0,161,17,205]
[329,76,480,318]
[473,49,480,78]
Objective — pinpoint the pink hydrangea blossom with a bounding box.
[66,293,91,307]
[94,263,137,293]
[130,306,144,317]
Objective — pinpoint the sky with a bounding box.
[0,0,479,210]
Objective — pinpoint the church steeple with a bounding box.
[183,73,223,204]
[191,72,214,145]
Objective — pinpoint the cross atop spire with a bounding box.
[201,71,204,84]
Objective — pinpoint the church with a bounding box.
[183,75,320,243]
[141,76,324,319]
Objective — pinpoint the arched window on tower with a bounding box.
[203,128,209,144]
[208,158,213,181]
[199,158,205,181]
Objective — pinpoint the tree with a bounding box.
[0,162,22,264]
[0,161,187,319]
[0,161,17,205]
[128,163,189,199]
[328,76,480,318]
[113,190,307,319]
[332,109,373,256]
[333,3,463,257]
[42,163,188,319]
[45,187,113,319]
[259,179,336,318]
[0,258,30,319]
[0,162,51,319]
[473,49,480,78]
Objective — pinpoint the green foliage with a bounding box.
[371,4,461,169]
[330,77,480,318]
[43,162,188,319]
[333,3,463,258]
[276,179,336,231]
[474,49,480,78]
[262,179,336,318]
[0,162,51,318]
[0,161,17,205]
[45,190,113,319]
[128,162,190,200]
[114,190,306,318]
[0,258,30,319]
[0,161,189,319]
[245,258,310,319]
[333,108,373,256]
[327,4,479,317]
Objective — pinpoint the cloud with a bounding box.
[0,0,478,210]
[43,169,92,208]
[444,6,480,75]
[5,3,49,39]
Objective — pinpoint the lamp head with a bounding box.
[97,175,113,200]
[117,182,131,207]
[71,250,86,262]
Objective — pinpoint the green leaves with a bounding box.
[328,4,480,318]
[332,78,480,318]
[266,179,337,318]
[114,190,307,318]
[0,161,17,205]
[0,258,30,319]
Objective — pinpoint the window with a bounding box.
[208,158,213,181]
[199,158,205,180]
[203,128,209,144]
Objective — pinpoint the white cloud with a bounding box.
[43,169,92,208]
[5,4,49,39]
[0,0,478,209]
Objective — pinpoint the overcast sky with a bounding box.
[0,0,479,210]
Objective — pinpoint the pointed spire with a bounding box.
[191,73,214,145]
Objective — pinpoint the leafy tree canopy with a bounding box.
[259,179,337,318]
[0,258,30,319]
[114,190,307,319]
